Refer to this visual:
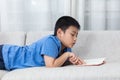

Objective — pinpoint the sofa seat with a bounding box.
[1,62,120,80]
[0,70,8,80]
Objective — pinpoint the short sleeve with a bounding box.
[41,38,60,58]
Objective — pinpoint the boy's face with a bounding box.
[57,26,79,48]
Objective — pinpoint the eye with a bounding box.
[71,33,75,36]
[76,34,78,37]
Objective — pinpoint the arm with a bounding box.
[44,52,71,67]
[44,52,85,67]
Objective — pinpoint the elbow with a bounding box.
[46,65,54,68]
[45,64,60,67]
[45,64,56,67]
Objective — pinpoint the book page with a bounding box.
[82,58,105,66]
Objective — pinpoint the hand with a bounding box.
[68,53,85,65]
[77,57,86,65]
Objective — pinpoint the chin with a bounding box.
[68,45,73,48]
[66,44,74,48]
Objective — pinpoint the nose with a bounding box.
[74,36,77,41]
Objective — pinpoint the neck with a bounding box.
[61,44,65,50]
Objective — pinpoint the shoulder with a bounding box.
[43,35,61,45]
[40,35,61,50]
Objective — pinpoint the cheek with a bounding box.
[65,36,73,42]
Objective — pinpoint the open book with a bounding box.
[82,57,106,66]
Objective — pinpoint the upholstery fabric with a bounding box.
[2,63,120,80]
[0,70,8,79]
[0,31,120,80]
[0,32,26,46]
[25,31,53,45]
[0,32,26,80]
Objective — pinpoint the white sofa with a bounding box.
[0,31,120,80]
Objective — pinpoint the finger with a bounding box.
[69,55,76,61]
[69,53,76,58]
[69,57,77,65]
[71,58,80,65]
[74,59,79,65]
[78,57,86,64]
[71,56,77,62]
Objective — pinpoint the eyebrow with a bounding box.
[72,31,78,34]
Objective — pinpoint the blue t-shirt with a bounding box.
[2,35,71,70]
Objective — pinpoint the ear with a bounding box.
[57,28,64,37]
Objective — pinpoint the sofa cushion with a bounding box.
[0,70,8,80]
[2,62,120,80]
[25,31,53,45]
[72,31,120,62]
[0,32,26,79]
[0,32,26,45]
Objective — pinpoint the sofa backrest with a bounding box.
[0,32,25,46]
[25,31,53,45]
[0,31,119,62]
[72,31,120,62]
[25,31,120,62]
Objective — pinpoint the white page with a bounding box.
[83,58,105,66]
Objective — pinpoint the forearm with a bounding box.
[52,53,69,67]
[62,60,73,66]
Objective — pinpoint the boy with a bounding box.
[0,16,85,71]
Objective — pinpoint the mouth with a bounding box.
[72,43,76,46]
[69,43,76,48]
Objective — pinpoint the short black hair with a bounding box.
[54,16,80,36]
